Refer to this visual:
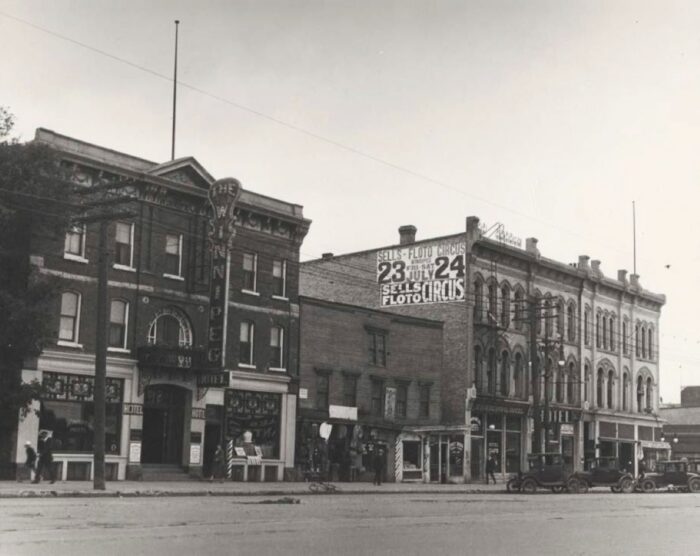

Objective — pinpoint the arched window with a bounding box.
[622,320,628,354]
[59,291,81,344]
[557,299,565,338]
[109,299,129,349]
[513,290,524,331]
[596,313,601,348]
[487,348,497,394]
[555,364,563,402]
[514,353,523,398]
[607,370,614,409]
[544,298,552,337]
[500,351,509,396]
[648,328,653,360]
[635,324,641,357]
[270,325,285,369]
[584,364,590,403]
[637,375,644,413]
[488,283,498,324]
[609,317,615,351]
[597,368,604,408]
[147,308,193,347]
[622,373,629,411]
[602,315,608,349]
[584,307,591,346]
[646,377,653,411]
[473,280,483,322]
[641,325,647,359]
[567,304,576,342]
[501,285,510,328]
[535,294,542,335]
[474,345,483,391]
[567,362,575,404]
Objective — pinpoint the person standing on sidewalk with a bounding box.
[24,441,37,482]
[34,432,55,484]
[211,444,225,483]
[486,454,497,485]
[373,444,386,486]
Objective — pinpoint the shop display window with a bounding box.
[448,435,464,477]
[224,390,281,459]
[505,432,521,473]
[403,440,422,479]
[487,430,502,472]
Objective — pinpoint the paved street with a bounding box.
[1,491,698,556]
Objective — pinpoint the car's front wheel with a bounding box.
[567,477,588,494]
[610,486,621,493]
[619,477,634,493]
[506,478,519,493]
[520,478,537,494]
[688,478,700,493]
[641,479,656,493]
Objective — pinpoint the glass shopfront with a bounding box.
[472,412,524,477]
[429,434,465,483]
[224,390,281,459]
[39,372,124,454]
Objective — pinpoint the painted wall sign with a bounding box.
[329,405,358,421]
[207,178,242,368]
[376,239,466,306]
[384,387,397,420]
[190,443,202,465]
[197,371,230,388]
[129,442,141,463]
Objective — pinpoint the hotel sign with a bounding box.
[207,178,242,368]
[377,239,466,306]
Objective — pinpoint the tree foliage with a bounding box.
[0,108,81,458]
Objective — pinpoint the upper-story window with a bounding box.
[500,286,510,328]
[342,373,358,407]
[622,372,629,411]
[488,283,498,324]
[608,317,615,351]
[114,222,134,269]
[622,320,629,354]
[272,260,287,298]
[147,309,193,347]
[648,328,654,360]
[396,383,408,418]
[368,329,387,367]
[316,372,330,410]
[544,298,553,337]
[473,280,483,322]
[58,291,81,344]
[164,234,183,278]
[567,304,576,342]
[419,383,431,417]
[584,307,591,346]
[242,253,257,292]
[500,351,509,396]
[239,321,255,366]
[602,315,608,350]
[64,224,87,261]
[595,313,601,348]
[371,379,385,416]
[108,299,129,350]
[513,290,524,331]
[270,325,285,370]
[556,299,565,338]
[641,325,647,358]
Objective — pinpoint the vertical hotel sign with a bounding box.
[207,178,241,368]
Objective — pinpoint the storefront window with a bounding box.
[39,372,123,454]
[224,390,282,459]
[403,440,422,479]
[487,430,502,472]
[448,435,464,477]
[505,432,521,473]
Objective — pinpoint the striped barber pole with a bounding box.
[395,435,403,482]
[227,439,234,479]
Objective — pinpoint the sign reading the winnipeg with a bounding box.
[376,239,466,306]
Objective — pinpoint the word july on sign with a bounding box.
[376,240,466,306]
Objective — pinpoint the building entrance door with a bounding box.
[471,437,483,481]
[142,385,186,464]
[561,435,574,473]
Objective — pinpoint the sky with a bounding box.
[2,0,699,403]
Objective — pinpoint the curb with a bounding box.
[0,487,507,499]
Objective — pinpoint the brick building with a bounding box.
[300,217,667,482]
[14,129,310,481]
[297,296,455,482]
[660,386,700,463]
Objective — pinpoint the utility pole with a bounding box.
[75,181,135,490]
[528,295,543,454]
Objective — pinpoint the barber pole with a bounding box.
[394,435,402,482]
[227,439,234,479]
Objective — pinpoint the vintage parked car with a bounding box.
[637,460,700,493]
[567,457,635,494]
[514,453,572,494]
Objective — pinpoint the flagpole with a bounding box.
[632,200,637,275]
[171,19,180,161]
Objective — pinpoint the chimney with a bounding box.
[617,269,628,284]
[321,252,334,260]
[630,274,640,288]
[525,238,540,258]
[591,260,602,275]
[399,225,417,245]
[578,255,590,271]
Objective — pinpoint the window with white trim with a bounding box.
[59,292,81,343]
[108,299,129,349]
[239,321,255,365]
[242,253,257,292]
[270,325,285,369]
[115,222,134,268]
[272,259,287,298]
[164,233,183,277]
[64,224,86,259]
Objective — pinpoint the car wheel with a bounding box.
[610,486,621,493]
[641,479,656,493]
[520,478,537,494]
[688,479,700,493]
[551,486,565,494]
[567,478,586,494]
[619,477,634,493]
[506,478,519,493]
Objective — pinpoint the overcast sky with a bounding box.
[2,1,698,402]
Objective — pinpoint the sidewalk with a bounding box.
[0,479,506,499]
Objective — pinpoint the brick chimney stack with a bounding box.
[399,225,417,245]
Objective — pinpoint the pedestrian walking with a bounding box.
[211,444,225,483]
[34,432,55,484]
[486,454,497,485]
[373,444,385,486]
[24,441,37,482]
[638,458,647,480]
